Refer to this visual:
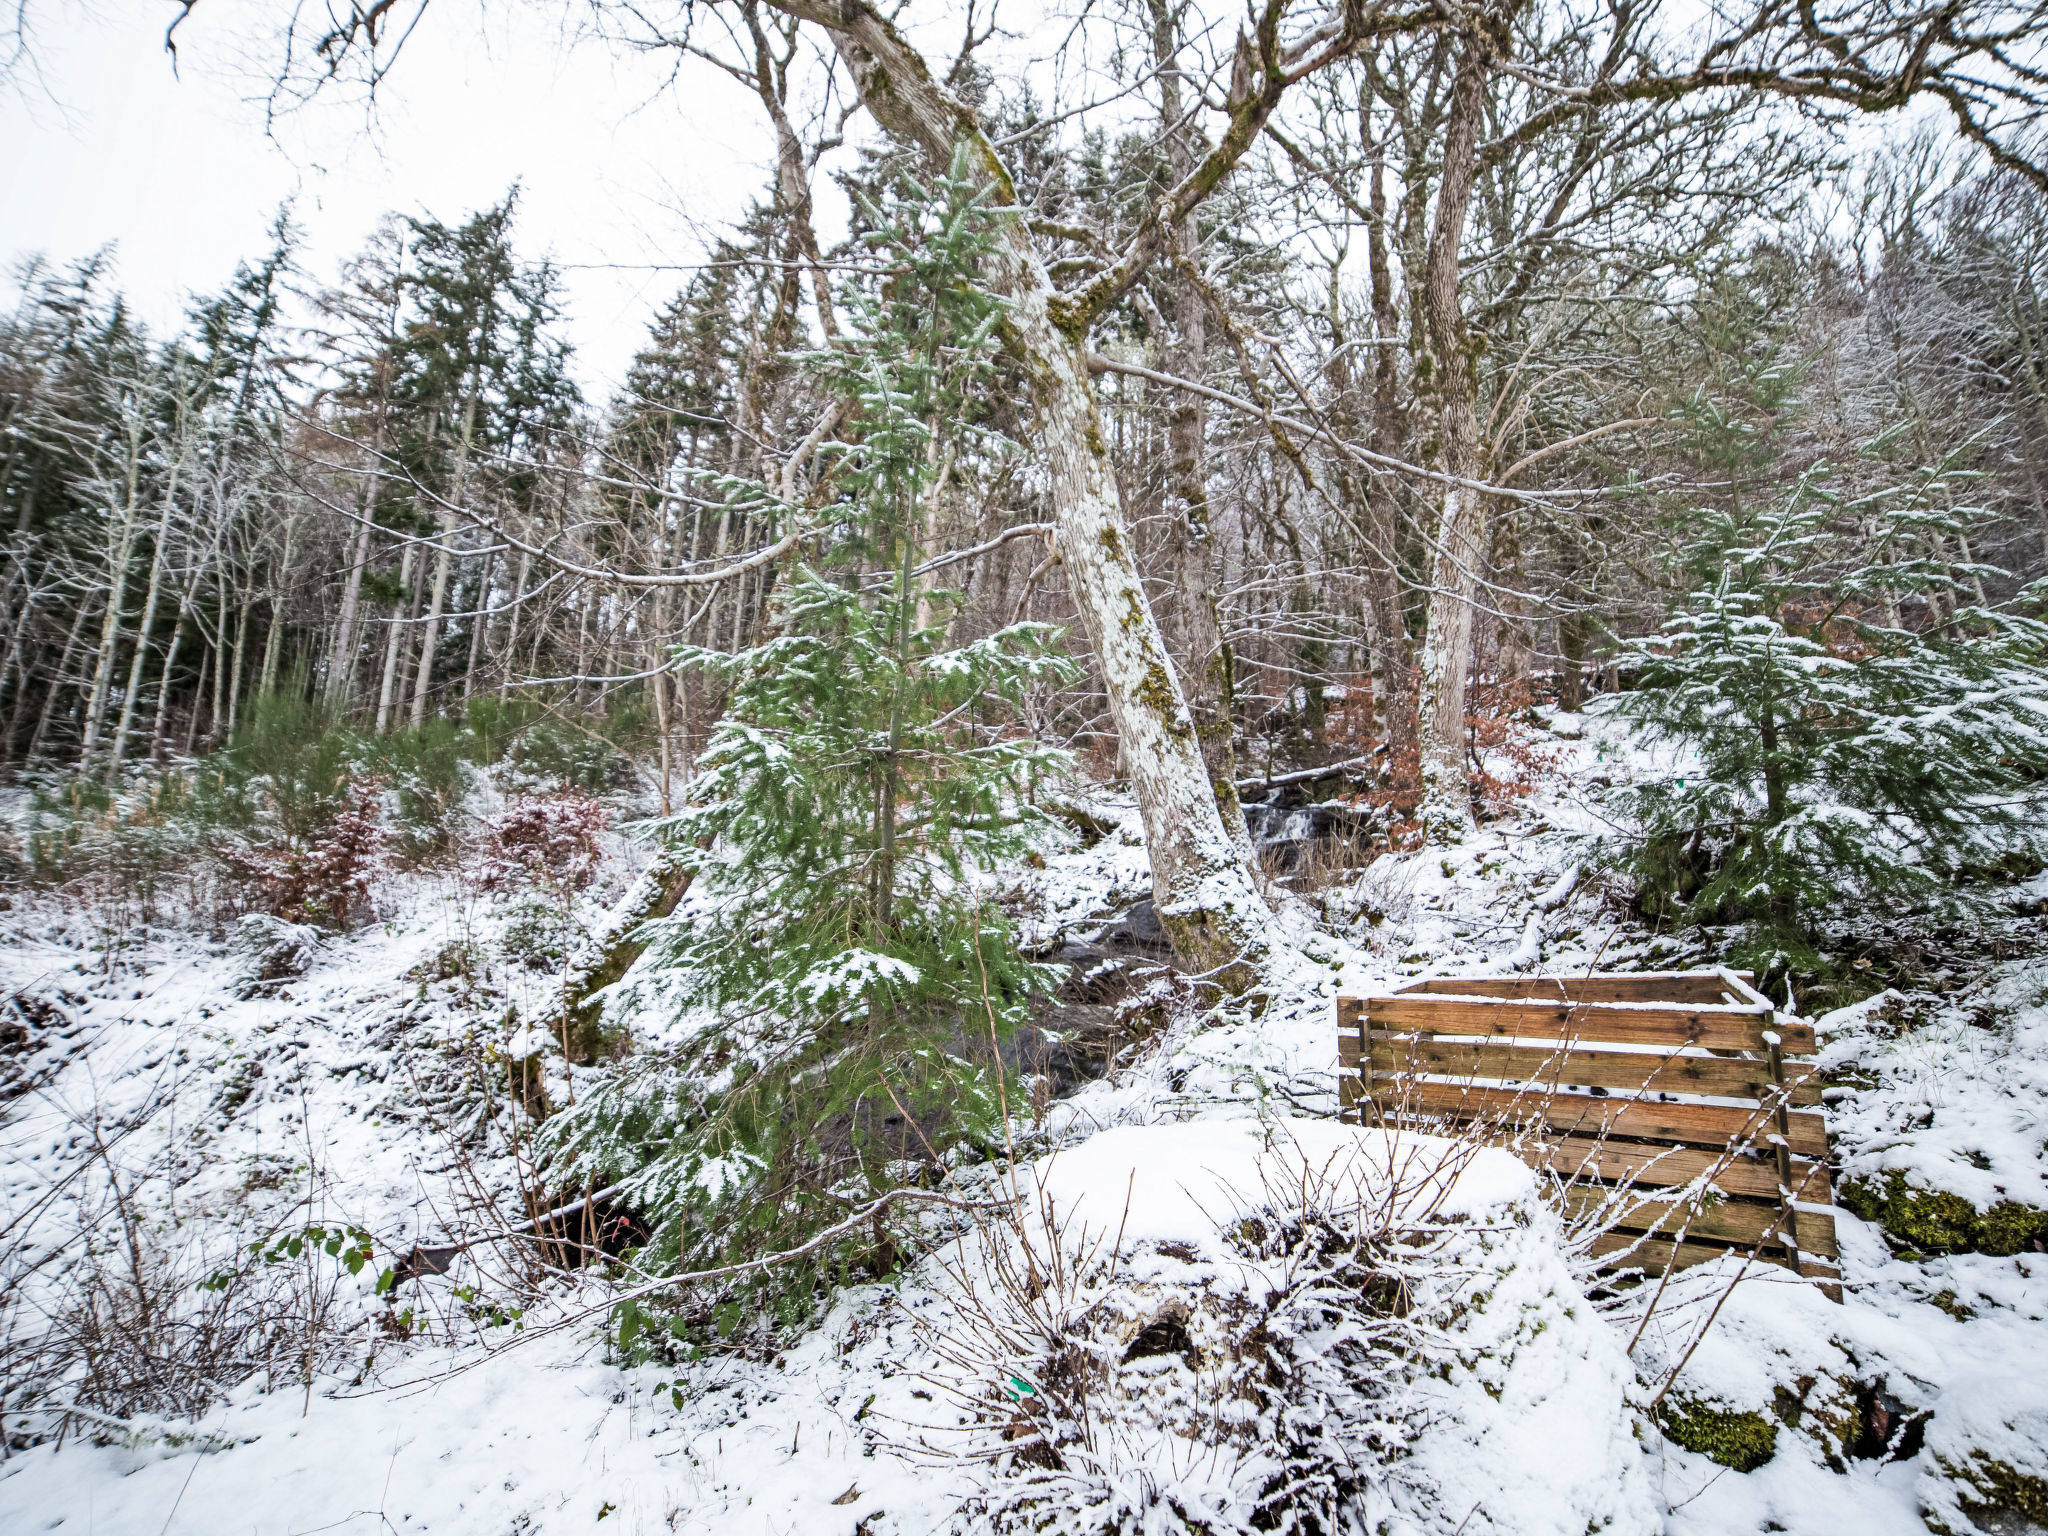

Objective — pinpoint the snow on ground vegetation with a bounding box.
[0,701,2045,1534]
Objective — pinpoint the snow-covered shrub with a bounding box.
[506,713,631,793]
[908,1120,1655,1536]
[20,693,388,927]
[2,1163,390,1441]
[220,777,385,929]
[230,912,323,998]
[480,791,608,893]
[1465,675,1564,822]
[1602,427,2048,976]
[480,789,609,976]
[368,717,473,857]
[22,771,210,908]
[500,897,574,972]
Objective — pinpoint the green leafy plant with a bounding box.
[203,1223,393,1295]
[191,691,359,843]
[368,717,472,852]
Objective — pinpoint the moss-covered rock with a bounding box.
[1772,1377,1861,1469]
[1932,1450,2048,1535]
[1839,1171,2048,1257]
[1657,1395,1780,1472]
[1979,1201,2048,1258]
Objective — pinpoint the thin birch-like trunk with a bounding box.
[413,383,481,728]
[330,271,402,706]
[80,407,148,766]
[1360,124,1419,766]
[498,549,530,702]
[110,459,184,780]
[184,634,209,756]
[0,583,41,748]
[328,476,378,705]
[258,517,296,699]
[226,596,251,737]
[461,545,497,704]
[25,595,92,764]
[209,574,228,745]
[149,613,186,763]
[375,543,418,735]
[647,488,675,815]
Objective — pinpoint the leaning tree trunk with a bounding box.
[772,0,1289,988]
[537,843,699,1065]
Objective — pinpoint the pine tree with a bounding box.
[535,153,1075,1335]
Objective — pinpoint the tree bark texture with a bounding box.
[759,0,1289,986]
[1414,32,1494,842]
[79,412,147,766]
[1151,0,1255,868]
[541,843,698,1064]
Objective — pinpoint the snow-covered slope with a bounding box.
[2,703,2046,1534]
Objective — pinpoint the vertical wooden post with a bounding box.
[1359,1000,1373,1127]
[1765,1026,1804,1275]
[1336,996,1370,1124]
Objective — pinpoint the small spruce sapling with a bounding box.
[1605,406,2048,975]
[535,148,1076,1335]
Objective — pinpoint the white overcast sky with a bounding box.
[0,0,819,394]
[2,0,1337,399]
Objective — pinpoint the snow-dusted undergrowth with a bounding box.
[1,702,2045,1534]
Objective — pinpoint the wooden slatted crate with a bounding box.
[1337,970,1840,1298]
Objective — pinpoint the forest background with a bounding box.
[4,0,2048,999]
[3,4,2048,1518]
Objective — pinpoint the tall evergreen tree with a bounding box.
[386,193,578,727]
[535,155,1075,1333]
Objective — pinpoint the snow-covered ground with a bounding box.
[2,700,2045,1534]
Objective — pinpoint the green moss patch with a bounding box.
[1658,1396,1779,1472]
[1978,1201,2048,1257]
[1937,1451,2048,1533]
[1840,1171,2048,1257]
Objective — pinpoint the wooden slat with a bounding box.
[1517,1136,1832,1204]
[1369,1079,1829,1158]
[1335,975,1837,1299]
[1562,1187,1838,1258]
[1588,1231,1842,1293]
[1398,973,1760,1006]
[1351,1036,1823,1105]
[1365,996,1816,1054]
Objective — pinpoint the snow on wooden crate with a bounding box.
[1335,969,1841,1300]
